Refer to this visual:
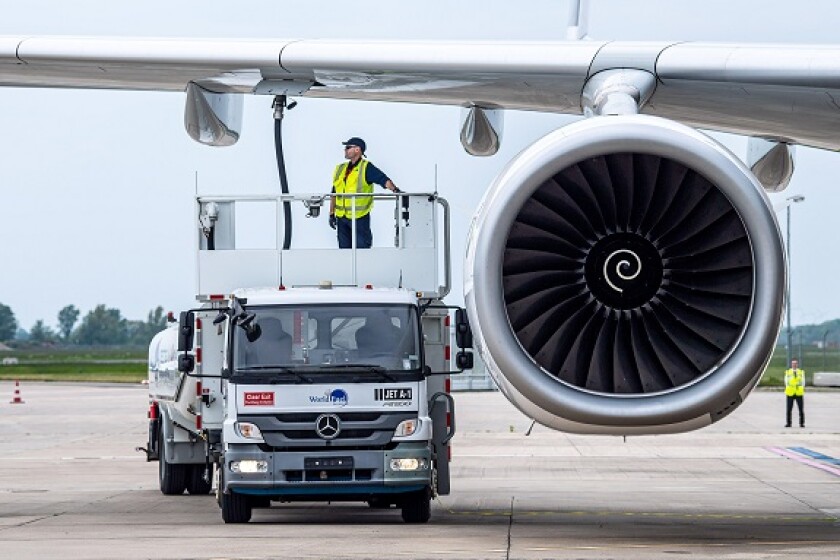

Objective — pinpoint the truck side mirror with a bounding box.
[456,351,474,370]
[245,321,262,343]
[455,308,473,349]
[213,311,227,325]
[178,311,195,352]
[178,354,195,373]
[233,311,262,342]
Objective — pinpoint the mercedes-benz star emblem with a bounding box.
[315,414,341,440]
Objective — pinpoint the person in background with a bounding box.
[328,137,400,248]
[784,358,806,428]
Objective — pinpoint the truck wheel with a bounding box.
[400,489,431,523]
[185,464,213,495]
[158,431,187,495]
[221,491,252,523]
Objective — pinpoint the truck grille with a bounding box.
[239,411,415,450]
[275,412,382,423]
[283,469,374,482]
[283,429,375,440]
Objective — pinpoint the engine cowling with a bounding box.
[465,115,785,435]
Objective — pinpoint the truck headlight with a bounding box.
[394,418,420,437]
[235,422,263,440]
[390,458,429,471]
[230,460,268,474]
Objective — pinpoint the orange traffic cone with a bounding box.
[9,380,24,404]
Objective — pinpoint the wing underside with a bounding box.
[1,37,839,149]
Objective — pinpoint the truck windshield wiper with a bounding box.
[234,366,313,384]
[327,364,397,382]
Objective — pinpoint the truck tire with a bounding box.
[147,417,160,461]
[185,464,213,495]
[221,491,252,523]
[400,489,431,523]
[158,430,187,495]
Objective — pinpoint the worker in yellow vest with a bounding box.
[784,358,805,428]
[328,137,400,248]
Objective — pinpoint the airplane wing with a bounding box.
[1,37,839,149]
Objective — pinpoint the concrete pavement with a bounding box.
[0,381,838,559]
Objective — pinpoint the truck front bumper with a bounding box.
[223,442,431,498]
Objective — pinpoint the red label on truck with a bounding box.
[244,391,275,406]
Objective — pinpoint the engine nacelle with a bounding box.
[466,115,784,435]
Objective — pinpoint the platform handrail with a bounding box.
[195,192,450,298]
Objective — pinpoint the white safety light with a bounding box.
[230,460,268,474]
[389,458,429,471]
[394,418,420,437]
[235,422,263,440]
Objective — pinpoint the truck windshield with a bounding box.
[232,304,422,380]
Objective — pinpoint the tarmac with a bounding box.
[0,381,839,559]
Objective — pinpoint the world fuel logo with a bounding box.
[308,389,349,407]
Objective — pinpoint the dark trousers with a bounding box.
[336,214,372,249]
[786,395,804,426]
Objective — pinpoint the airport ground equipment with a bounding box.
[145,192,467,523]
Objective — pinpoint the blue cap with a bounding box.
[342,137,366,153]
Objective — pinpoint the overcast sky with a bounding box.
[1,0,839,334]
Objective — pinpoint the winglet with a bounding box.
[566,0,590,40]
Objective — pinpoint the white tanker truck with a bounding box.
[142,192,472,523]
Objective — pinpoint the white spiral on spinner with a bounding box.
[603,249,641,293]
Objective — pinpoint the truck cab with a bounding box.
[220,287,448,523]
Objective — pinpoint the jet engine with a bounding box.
[465,115,785,435]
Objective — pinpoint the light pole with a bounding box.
[784,195,805,366]
[822,329,831,370]
[796,328,803,365]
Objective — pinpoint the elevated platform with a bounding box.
[194,192,450,299]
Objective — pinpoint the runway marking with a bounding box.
[521,540,840,552]
[767,447,840,477]
[437,502,835,523]
[788,447,840,466]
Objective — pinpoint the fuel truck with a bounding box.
[143,192,471,523]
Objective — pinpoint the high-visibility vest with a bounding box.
[784,368,805,397]
[333,160,373,219]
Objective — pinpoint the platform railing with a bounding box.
[194,192,450,299]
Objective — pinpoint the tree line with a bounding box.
[0,303,168,346]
